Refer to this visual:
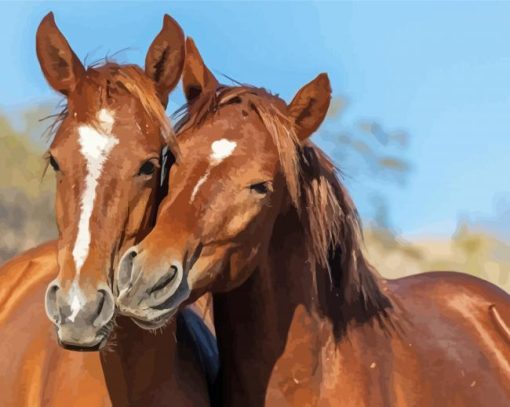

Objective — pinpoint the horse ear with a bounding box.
[182,37,218,103]
[145,14,185,108]
[288,73,331,141]
[36,12,85,96]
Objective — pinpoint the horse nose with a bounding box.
[116,247,139,294]
[45,281,115,328]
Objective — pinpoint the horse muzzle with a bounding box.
[115,247,190,328]
[45,280,115,351]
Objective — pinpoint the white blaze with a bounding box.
[97,108,115,133]
[210,138,237,165]
[68,280,87,322]
[190,169,211,202]
[72,109,119,276]
[189,139,237,203]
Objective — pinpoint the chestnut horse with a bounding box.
[117,38,510,406]
[0,14,215,406]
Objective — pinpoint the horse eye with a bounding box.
[138,161,156,176]
[49,156,60,172]
[249,182,269,195]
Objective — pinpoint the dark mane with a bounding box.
[175,84,392,339]
[298,144,392,338]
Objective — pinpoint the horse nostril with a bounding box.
[96,290,106,317]
[93,288,115,328]
[45,281,61,324]
[117,248,138,292]
[149,265,178,295]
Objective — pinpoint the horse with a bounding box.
[116,37,510,406]
[0,13,216,406]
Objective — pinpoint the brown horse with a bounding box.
[0,14,214,406]
[117,38,510,406]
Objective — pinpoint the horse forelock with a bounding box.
[44,61,179,160]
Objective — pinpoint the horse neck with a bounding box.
[214,203,394,404]
[213,207,339,405]
[97,177,195,403]
[99,316,180,404]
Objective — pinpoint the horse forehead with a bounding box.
[179,130,278,179]
[78,108,117,144]
[64,109,157,151]
[181,126,263,159]
[69,109,125,176]
[177,109,279,174]
[210,138,237,163]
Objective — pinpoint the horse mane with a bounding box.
[297,144,392,338]
[176,84,393,339]
[44,61,179,159]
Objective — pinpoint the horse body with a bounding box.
[0,241,211,406]
[214,212,510,405]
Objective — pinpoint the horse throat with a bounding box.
[213,208,335,405]
[99,316,179,404]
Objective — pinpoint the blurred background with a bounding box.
[1,1,509,291]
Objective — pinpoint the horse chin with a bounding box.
[130,308,177,331]
[58,334,109,352]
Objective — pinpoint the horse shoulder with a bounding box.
[0,240,57,315]
[0,241,109,406]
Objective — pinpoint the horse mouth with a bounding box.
[58,334,108,352]
[130,308,177,330]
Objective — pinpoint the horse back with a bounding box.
[386,271,510,406]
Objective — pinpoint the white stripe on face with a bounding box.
[189,138,237,203]
[68,280,87,322]
[190,169,210,203]
[72,109,119,276]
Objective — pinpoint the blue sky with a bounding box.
[1,1,509,239]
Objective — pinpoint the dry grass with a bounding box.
[365,226,510,293]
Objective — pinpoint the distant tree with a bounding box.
[0,109,56,263]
